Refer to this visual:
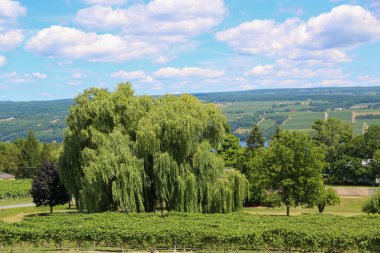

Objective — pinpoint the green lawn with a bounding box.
[0,197,32,206]
[244,196,367,216]
[0,204,71,222]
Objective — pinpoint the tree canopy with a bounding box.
[60,83,248,213]
[30,161,69,213]
[249,130,325,215]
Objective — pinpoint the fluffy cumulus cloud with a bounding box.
[0,0,25,52]
[0,55,6,66]
[0,29,24,50]
[26,0,225,63]
[0,71,48,83]
[245,65,274,76]
[153,67,224,79]
[0,0,26,26]
[111,70,147,79]
[25,26,162,62]
[75,0,226,39]
[216,5,380,64]
[83,0,126,5]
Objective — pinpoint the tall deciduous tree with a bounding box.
[18,130,41,178]
[250,130,324,216]
[30,161,69,213]
[60,83,248,213]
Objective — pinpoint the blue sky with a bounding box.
[1,0,380,101]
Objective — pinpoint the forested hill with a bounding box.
[1,86,380,142]
[195,86,380,103]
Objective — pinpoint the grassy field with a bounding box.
[281,112,324,130]
[244,196,367,216]
[223,101,280,114]
[258,119,275,129]
[0,204,70,222]
[0,197,31,206]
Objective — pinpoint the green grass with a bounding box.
[223,101,279,114]
[328,110,352,122]
[0,204,71,222]
[259,119,275,130]
[244,196,367,216]
[0,197,31,206]
[282,112,324,130]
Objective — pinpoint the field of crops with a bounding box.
[282,112,324,130]
[223,101,279,114]
[0,179,31,200]
[0,212,379,252]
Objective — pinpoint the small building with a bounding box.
[0,172,16,180]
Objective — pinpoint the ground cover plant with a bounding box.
[0,179,31,200]
[0,212,380,252]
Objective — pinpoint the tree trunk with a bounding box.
[318,204,325,213]
[286,206,290,216]
[50,205,53,214]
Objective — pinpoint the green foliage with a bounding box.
[362,190,380,214]
[249,131,325,215]
[1,212,380,252]
[18,130,42,178]
[30,161,69,213]
[60,83,248,213]
[0,179,31,199]
[313,119,380,185]
[246,125,264,151]
[312,118,353,147]
[317,187,340,213]
[41,142,61,163]
[0,142,20,175]
[217,134,244,168]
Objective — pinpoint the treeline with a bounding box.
[0,130,61,177]
[196,86,380,107]
[356,114,380,120]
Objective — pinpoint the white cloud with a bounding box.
[245,65,274,76]
[27,0,225,63]
[31,72,48,79]
[0,55,6,66]
[320,79,350,86]
[153,55,174,65]
[72,73,85,79]
[0,71,48,83]
[111,70,147,79]
[0,0,26,22]
[216,5,380,64]
[357,75,380,85]
[67,80,83,86]
[75,0,226,39]
[25,26,161,62]
[0,29,23,51]
[153,67,224,79]
[83,0,126,5]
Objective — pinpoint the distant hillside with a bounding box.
[1,86,380,142]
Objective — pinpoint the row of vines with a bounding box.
[0,179,31,200]
[1,212,380,252]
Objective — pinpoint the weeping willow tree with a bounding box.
[60,83,248,213]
